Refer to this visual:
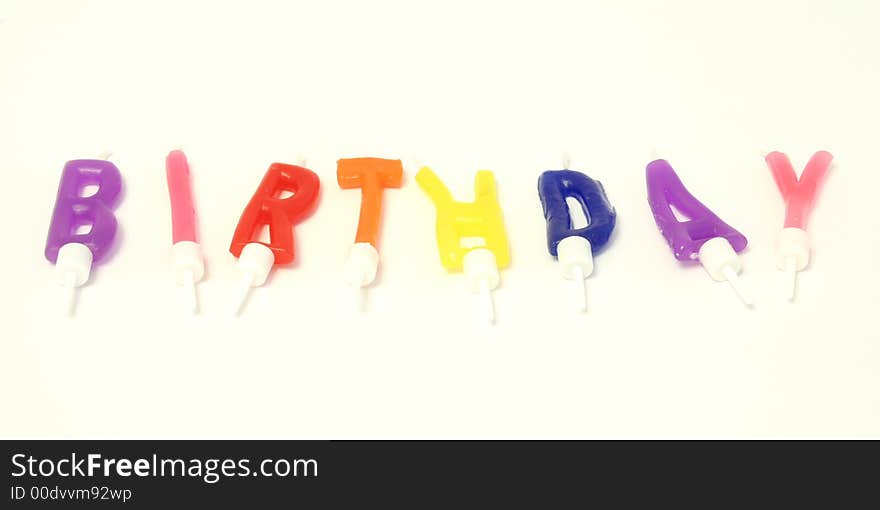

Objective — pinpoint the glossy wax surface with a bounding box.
[165,150,198,244]
[538,170,616,257]
[229,163,320,265]
[416,167,510,271]
[646,159,746,261]
[44,159,122,264]
[766,151,832,229]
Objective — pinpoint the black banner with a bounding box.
[2,441,877,507]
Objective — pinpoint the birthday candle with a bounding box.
[165,150,205,314]
[416,167,510,323]
[337,157,403,310]
[765,151,832,301]
[538,169,616,311]
[646,159,753,307]
[45,157,122,315]
[229,162,320,315]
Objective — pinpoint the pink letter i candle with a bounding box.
[166,149,205,314]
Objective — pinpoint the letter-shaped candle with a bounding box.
[765,150,832,301]
[229,163,320,315]
[165,150,205,314]
[646,159,752,306]
[538,170,616,311]
[416,167,510,323]
[45,158,122,315]
[337,157,403,306]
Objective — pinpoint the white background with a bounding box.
[1,0,877,438]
